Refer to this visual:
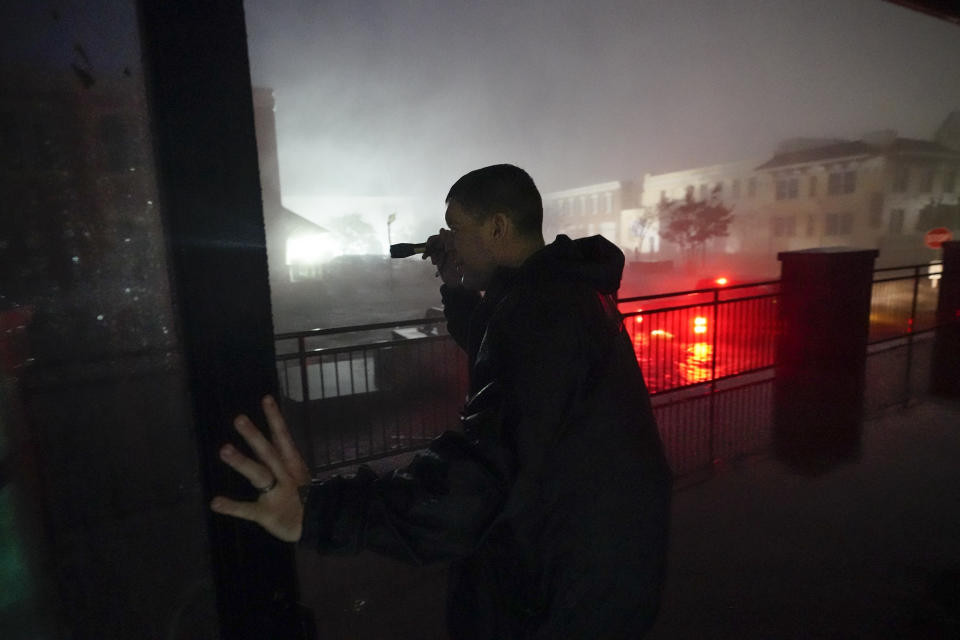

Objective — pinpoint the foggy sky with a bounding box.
[244,0,960,230]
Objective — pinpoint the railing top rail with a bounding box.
[873,261,942,274]
[273,261,940,342]
[619,291,780,317]
[276,333,453,360]
[873,274,936,284]
[618,279,780,304]
[275,315,445,341]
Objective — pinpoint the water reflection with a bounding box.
[679,341,713,385]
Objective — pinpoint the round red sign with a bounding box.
[925,227,953,249]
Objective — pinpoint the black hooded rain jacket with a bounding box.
[299,234,672,639]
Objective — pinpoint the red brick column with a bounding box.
[774,248,878,474]
[932,241,960,397]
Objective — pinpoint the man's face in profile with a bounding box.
[445,200,497,291]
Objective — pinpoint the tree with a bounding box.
[329,212,380,255]
[657,187,734,264]
[630,209,658,251]
[914,200,960,233]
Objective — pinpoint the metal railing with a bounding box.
[618,281,780,395]
[275,318,467,470]
[274,261,948,475]
[618,281,781,476]
[865,261,943,413]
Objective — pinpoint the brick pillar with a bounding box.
[774,248,878,474]
[931,241,960,397]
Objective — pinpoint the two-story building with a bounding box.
[639,159,767,262]
[635,113,960,271]
[755,129,960,266]
[542,180,639,247]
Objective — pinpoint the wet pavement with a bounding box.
[649,395,960,639]
[297,395,960,639]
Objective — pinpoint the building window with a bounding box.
[844,171,856,194]
[699,184,708,200]
[714,182,723,199]
[828,173,841,195]
[892,166,909,192]
[889,209,905,235]
[807,214,815,237]
[919,169,934,193]
[776,177,799,200]
[685,185,694,200]
[869,193,884,229]
[828,170,856,195]
[809,175,817,197]
[732,179,741,199]
[945,170,957,194]
[840,212,853,234]
[605,192,613,213]
[825,213,852,235]
[747,177,757,198]
[825,213,838,235]
[590,194,598,215]
[773,215,796,237]
[659,190,666,203]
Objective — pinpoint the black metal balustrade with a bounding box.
[274,318,467,470]
[865,262,943,413]
[619,281,780,476]
[274,261,949,476]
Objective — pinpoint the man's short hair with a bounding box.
[446,164,543,236]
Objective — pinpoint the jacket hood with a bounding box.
[513,234,625,295]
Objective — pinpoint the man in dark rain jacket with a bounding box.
[211,164,672,639]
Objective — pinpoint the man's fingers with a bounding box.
[261,395,310,482]
[210,496,259,523]
[423,229,451,263]
[233,414,287,480]
[219,443,275,490]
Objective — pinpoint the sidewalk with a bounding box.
[297,396,960,639]
[649,396,960,639]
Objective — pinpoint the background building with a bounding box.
[542,180,638,246]
[755,126,960,268]
[640,159,766,266]
[634,112,960,275]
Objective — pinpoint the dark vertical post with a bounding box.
[904,265,921,406]
[931,241,960,397]
[137,2,311,638]
[708,290,719,464]
[773,248,878,474]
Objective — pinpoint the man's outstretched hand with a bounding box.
[210,395,312,542]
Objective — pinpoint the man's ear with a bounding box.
[490,212,510,240]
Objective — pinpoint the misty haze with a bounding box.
[2,3,960,638]
[244,0,960,334]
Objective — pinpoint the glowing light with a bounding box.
[689,342,711,360]
[634,315,643,324]
[286,233,339,265]
[679,341,713,384]
[650,329,674,338]
[693,316,708,334]
[715,277,728,285]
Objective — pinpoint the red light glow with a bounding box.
[693,316,708,334]
[715,277,728,286]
